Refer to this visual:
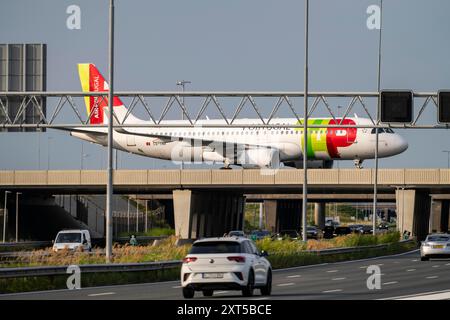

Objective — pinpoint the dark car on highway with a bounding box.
[273,230,300,240]
[250,230,271,240]
[300,226,319,239]
[334,226,352,236]
[361,225,373,234]
[323,226,335,239]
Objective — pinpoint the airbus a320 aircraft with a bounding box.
[61,64,408,169]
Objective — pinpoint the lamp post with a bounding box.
[15,192,21,243]
[301,0,309,242]
[47,136,53,170]
[176,80,191,170]
[442,150,450,168]
[81,142,90,170]
[3,191,11,243]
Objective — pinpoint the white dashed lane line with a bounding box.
[277,283,295,287]
[382,281,398,285]
[432,265,440,268]
[214,291,229,295]
[326,270,339,273]
[88,292,116,297]
[406,269,416,272]
[322,289,342,293]
[287,275,301,278]
[332,277,346,281]
[426,276,439,279]
[172,286,182,289]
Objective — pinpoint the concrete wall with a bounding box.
[396,189,431,241]
[3,169,450,188]
[173,190,245,239]
[263,199,302,233]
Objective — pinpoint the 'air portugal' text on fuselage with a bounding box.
[65,63,408,169]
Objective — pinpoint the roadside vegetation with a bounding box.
[117,227,175,238]
[2,231,409,268]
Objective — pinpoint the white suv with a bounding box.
[180,237,272,298]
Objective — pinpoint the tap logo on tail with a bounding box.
[78,63,123,124]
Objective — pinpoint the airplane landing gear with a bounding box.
[353,159,363,169]
[220,159,232,170]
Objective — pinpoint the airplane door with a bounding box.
[126,135,136,147]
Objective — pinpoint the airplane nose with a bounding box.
[394,135,408,154]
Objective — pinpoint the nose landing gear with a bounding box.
[353,158,363,169]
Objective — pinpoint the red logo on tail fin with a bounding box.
[88,64,123,124]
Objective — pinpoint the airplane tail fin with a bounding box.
[78,63,139,124]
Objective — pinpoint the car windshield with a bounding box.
[229,231,244,236]
[426,235,450,242]
[190,241,241,254]
[56,232,81,243]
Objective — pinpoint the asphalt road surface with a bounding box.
[2,250,450,300]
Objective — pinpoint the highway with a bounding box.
[1,250,450,300]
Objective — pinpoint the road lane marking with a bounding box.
[88,292,115,297]
[426,276,438,279]
[172,286,182,289]
[252,297,269,300]
[326,270,339,273]
[406,269,416,272]
[382,281,398,285]
[214,291,229,295]
[277,283,295,287]
[287,275,301,278]
[432,265,440,268]
[332,277,346,281]
[380,289,450,300]
[359,266,369,269]
[411,259,418,262]
[446,263,450,266]
[322,289,342,293]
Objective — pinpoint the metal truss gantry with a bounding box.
[0,91,447,129]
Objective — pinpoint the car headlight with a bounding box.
[421,242,430,247]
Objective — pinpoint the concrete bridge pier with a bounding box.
[173,190,245,239]
[430,200,450,233]
[396,189,431,241]
[263,199,302,233]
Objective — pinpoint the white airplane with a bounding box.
[62,64,408,169]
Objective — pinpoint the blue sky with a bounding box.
[1,0,450,169]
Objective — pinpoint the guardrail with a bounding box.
[0,260,181,279]
[0,239,415,279]
[0,241,52,252]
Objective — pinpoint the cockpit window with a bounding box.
[370,128,394,134]
[371,128,385,134]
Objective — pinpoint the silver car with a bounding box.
[420,233,450,261]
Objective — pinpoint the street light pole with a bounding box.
[373,0,383,236]
[302,0,309,242]
[3,191,11,243]
[47,136,53,170]
[105,0,115,262]
[442,151,450,168]
[15,192,21,243]
[177,80,191,170]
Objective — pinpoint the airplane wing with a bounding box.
[51,126,108,136]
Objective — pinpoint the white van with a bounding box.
[52,229,92,252]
